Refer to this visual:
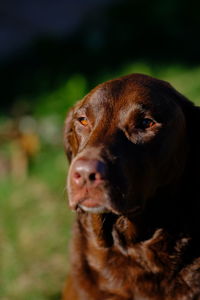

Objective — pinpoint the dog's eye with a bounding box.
[140,118,155,129]
[78,117,88,126]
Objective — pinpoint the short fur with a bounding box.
[63,74,200,300]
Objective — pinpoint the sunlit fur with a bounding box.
[63,74,200,300]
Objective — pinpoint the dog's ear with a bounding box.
[64,108,74,162]
[183,104,200,147]
[172,89,200,148]
[161,81,199,140]
[64,99,84,162]
[172,90,200,228]
[183,103,200,169]
[64,103,79,162]
[170,87,200,175]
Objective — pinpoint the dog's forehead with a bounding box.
[84,80,149,108]
[82,78,172,114]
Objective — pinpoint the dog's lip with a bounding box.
[72,196,142,215]
[78,198,104,208]
[75,197,109,213]
[79,204,109,214]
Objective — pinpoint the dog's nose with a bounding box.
[71,159,107,187]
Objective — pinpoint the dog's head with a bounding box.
[64,74,195,216]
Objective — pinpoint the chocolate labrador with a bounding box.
[63,74,200,300]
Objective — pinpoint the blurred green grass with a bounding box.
[0,149,73,300]
[1,62,200,300]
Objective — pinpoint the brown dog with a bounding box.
[63,74,200,300]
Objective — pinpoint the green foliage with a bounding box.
[0,150,73,300]
[34,74,87,118]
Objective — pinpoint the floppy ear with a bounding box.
[183,103,200,172]
[162,82,200,144]
[64,99,83,162]
[173,89,200,149]
[64,108,75,162]
[171,88,200,188]
[184,104,200,150]
[173,92,200,231]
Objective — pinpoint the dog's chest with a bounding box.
[84,234,198,300]
[73,217,200,299]
[86,245,162,297]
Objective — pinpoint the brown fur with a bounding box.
[63,74,200,300]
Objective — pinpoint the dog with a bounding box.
[63,74,200,300]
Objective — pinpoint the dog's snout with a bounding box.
[72,159,107,187]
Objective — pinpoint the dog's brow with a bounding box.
[74,108,87,116]
[119,103,145,118]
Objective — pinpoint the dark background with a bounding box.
[1,0,200,116]
[1,0,200,299]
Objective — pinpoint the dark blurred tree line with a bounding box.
[0,0,200,116]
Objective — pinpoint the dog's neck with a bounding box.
[76,209,184,249]
[75,211,198,273]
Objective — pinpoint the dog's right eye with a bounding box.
[78,117,88,126]
[141,118,155,129]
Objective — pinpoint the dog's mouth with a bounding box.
[68,177,143,215]
[79,204,109,213]
[76,197,109,214]
[75,196,143,216]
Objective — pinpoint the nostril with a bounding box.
[88,172,103,182]
[73,172,81,179]
[72,171,84,187]
[89,173,96,181]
